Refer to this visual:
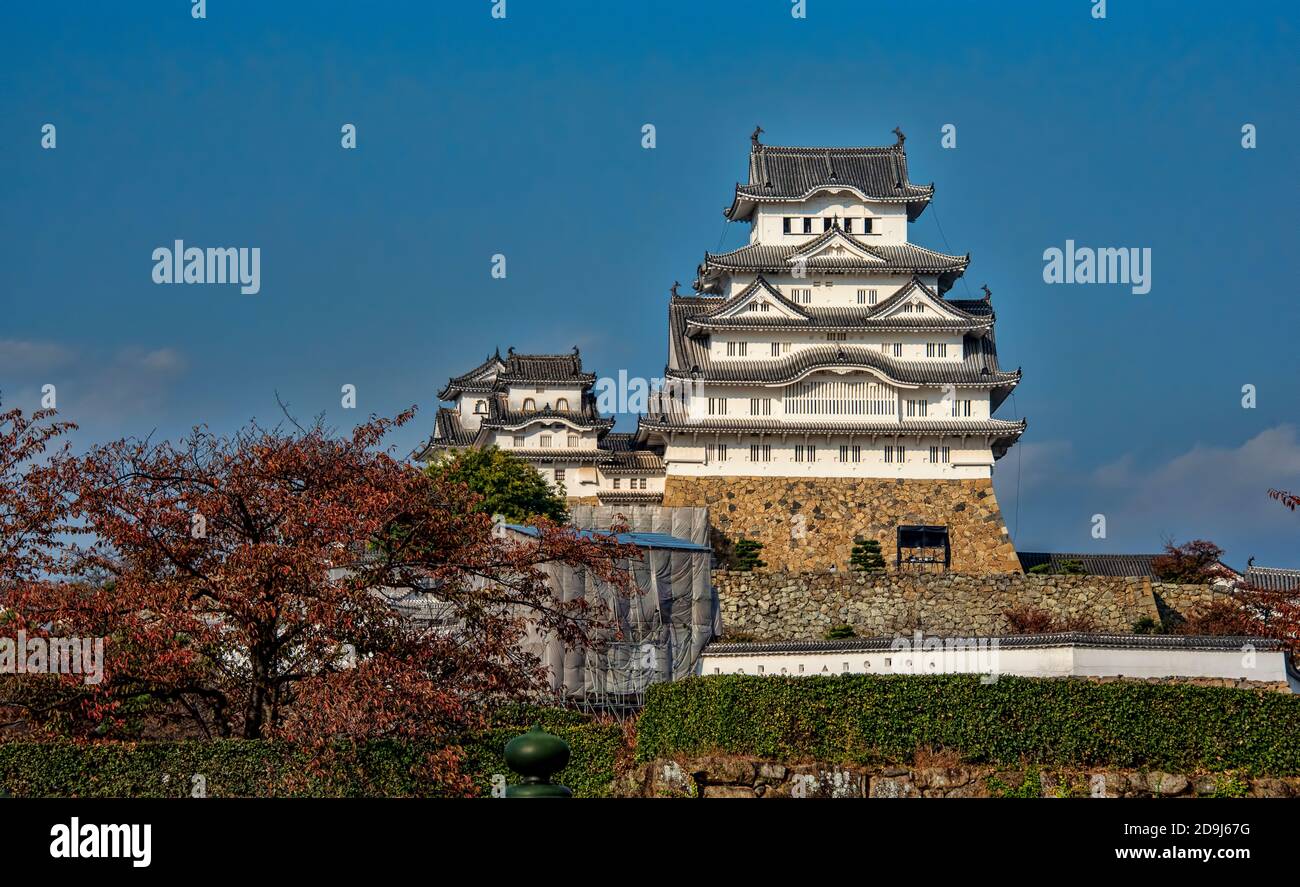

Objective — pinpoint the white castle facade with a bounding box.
[421,130,1027,572]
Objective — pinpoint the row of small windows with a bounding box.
[788,284,879,305]
[514,397,570,412]
[720,338,954,358]
[514,433,581,448]
[782,216,875,235]
[710,395,974,417]
[702,443,956,463]
[611,477,648,490]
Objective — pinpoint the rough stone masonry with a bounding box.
[663,476,1021,573]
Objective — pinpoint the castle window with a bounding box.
[929,445,951,463]
[856,288,878,305]
[473,400,487,414]
[749,443,772,462]
[726,341,748,357]
[803,218,814,234]
[750,397,771,416]
[898,525,950,572]
[863,217,874,234]
[782,342,791,354]
[771,342,780,356]
[783,217,792,234]
[522,398,536,411]
[540,434,552,447]
[707,397,727,416]
[513,435,525,447]
[707,443,729,463]
[554,469,566,486]
[825,332,847,341]
[953,399,972,417]
[926,343,947,358]
[792,288,811,304]
[842,218,855,234]
[884,445,907,463]
[892,343,903,357]
[906,399,928,418]
[567,434,579,447]
[638,477,648,490]
[613,477,621,489]
[556,397,570,411]
[794,444,816,462]
[838,445,861,463]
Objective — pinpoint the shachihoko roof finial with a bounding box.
[981,284,992,301]
[892,126,906,147]
[751,125,764,148]
[670,281,681,297]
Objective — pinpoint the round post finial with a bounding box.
[504,725,572,798]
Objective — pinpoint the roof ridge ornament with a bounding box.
[751,125,764,149]
[670,281,680,297]
[892,126,906,148]
[981,284,992,302]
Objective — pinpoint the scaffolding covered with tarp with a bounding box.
[507,506,717,712]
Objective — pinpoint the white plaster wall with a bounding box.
[751,197,909,245]
[504,384,584,412]
[699,645,1289,684]
[726,273,943,301]
[685,380,992,422]
[707,332,966,362]
[661,434,995,480]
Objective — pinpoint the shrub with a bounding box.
[730,539,766,572]
[824,625,856,640]
[1004,605,1098,634]
[850,538,885,572]
[638,674,1300,775]
[0,708,625,798]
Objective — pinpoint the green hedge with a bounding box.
[0,709,624,798]
[637,674,1300,775]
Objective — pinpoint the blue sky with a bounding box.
[1,1,1297,566]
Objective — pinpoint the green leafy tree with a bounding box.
[850,537,885,571]
[425,447,568,523]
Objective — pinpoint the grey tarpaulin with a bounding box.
[513,506,717,704]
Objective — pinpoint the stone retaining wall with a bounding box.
[614,756,1296,798]
[663,476,1021,573]
[714,570,1219,639]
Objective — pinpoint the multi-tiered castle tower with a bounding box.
[426,129,1025,573]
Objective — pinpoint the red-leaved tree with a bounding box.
[2,410,634,760]
[0,403,77,588]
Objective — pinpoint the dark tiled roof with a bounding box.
[600,449,666,474]
[686,276,992,333]
[424,408,475,448]
[704,632,1287,655]
[1246,566,1300,592]
[437,353,506,400]
[637,413,1027,438]
[1017,552,1166,578]
[497,352,595,386]
[728,144,933,221]
[597,490,665,505]
[698,231,967,292]
[665,342,1020,388]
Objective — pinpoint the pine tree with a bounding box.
[731,538,766,572]
[850,536,885,571]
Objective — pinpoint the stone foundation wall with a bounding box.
[613,755,1297,798]
[662,476,1020,573]
[714,570,1219,639]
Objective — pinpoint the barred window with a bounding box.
[749,444,771,462]
[708,398,728,416]
[540,434,552,447]
[567,434,579,447]
[513,435,525,447]
[929,445,951,463]
[554,469,566,486]
[906,399,928,418]
[926,343,948,358]
[750,397,771,416]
